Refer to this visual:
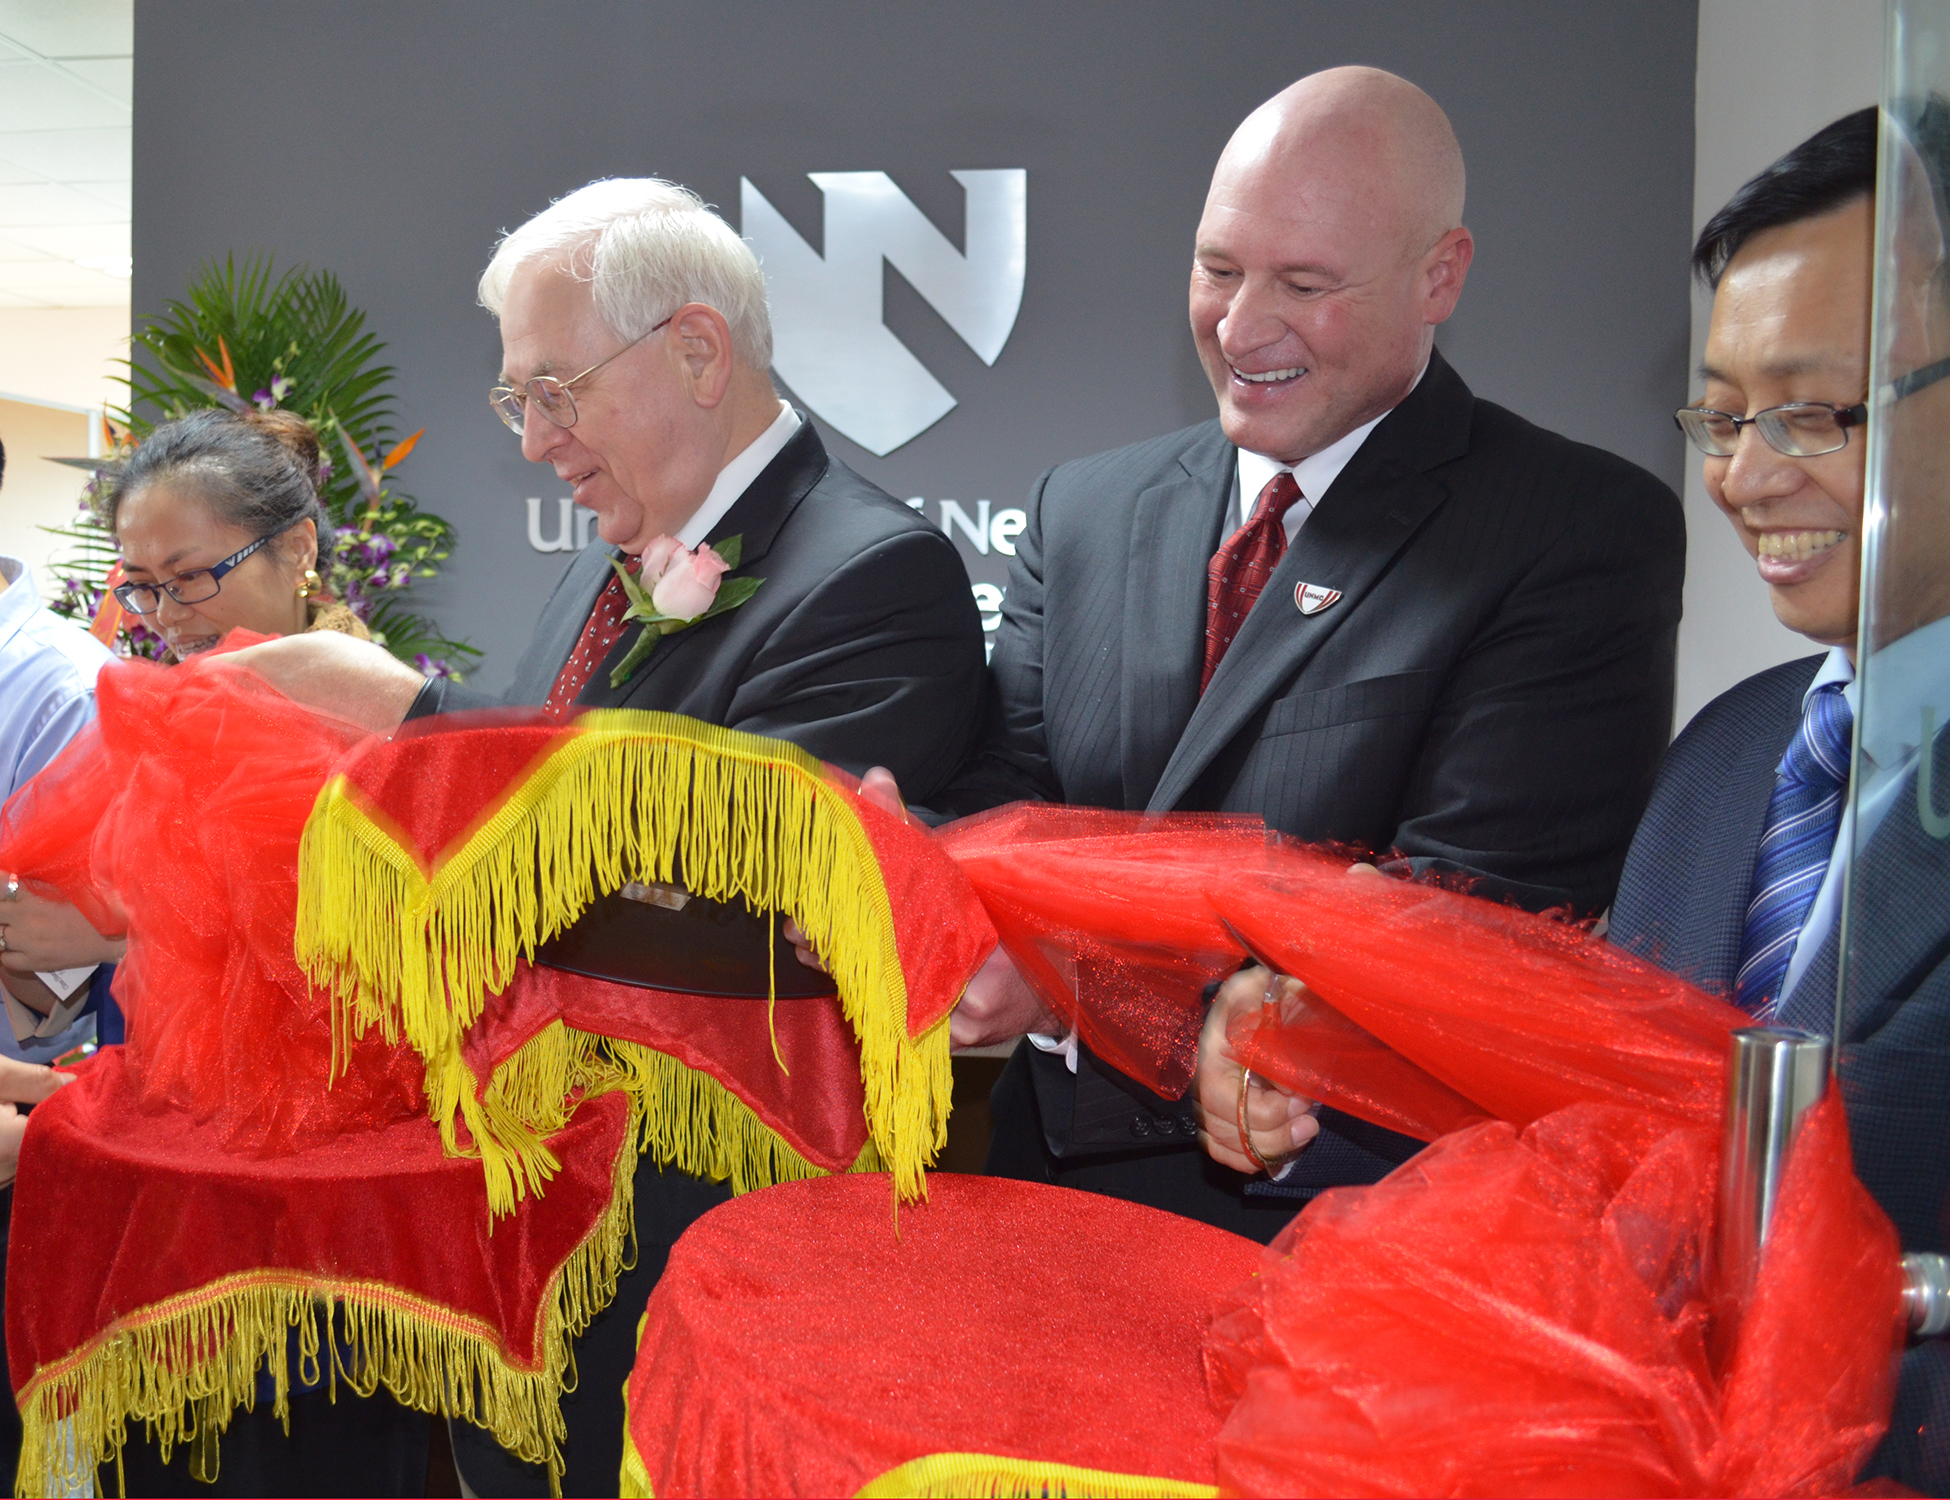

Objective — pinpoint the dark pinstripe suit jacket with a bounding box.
[1609,654,1950,1490]
[946,350,1687,1202]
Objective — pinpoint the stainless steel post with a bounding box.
[1715,1026,1833,1301]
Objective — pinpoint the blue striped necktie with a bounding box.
[1732,681,1854,1016]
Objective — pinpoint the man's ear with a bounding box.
[670,303,737,409]
[1422,227,1474,325]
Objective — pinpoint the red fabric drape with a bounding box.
[8,1047,630,1396]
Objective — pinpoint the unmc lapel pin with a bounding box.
[1295,582,1343,616]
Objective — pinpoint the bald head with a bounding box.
[1190,66,1474,463]
[1215,67,1465,262]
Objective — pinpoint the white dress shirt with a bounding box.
[1231,361,1428,542]
[675,402,802,550]
[1779,612,1950,1009]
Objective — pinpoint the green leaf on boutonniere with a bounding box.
[699,575,764,619]
[713,534,744,569]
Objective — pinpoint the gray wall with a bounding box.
[133,1,1698,693]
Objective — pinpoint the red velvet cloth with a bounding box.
[466,964,870,1172]
[1205,1095,1903,1497]
[0,650,423,1154]
[7,1046,630,1397]
[936,806,1281,1095]
[625,1173,1261,1497]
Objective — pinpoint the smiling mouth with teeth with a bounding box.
[1756,529,1846,561]
[1233,366,1305,384]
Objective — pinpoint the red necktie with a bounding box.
[544,559,638,718]
[1202,471,1303,692]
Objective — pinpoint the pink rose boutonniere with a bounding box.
[608,533,765,688]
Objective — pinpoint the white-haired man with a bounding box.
[236,178,986,1495]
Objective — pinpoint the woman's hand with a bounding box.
[0,883,124,976]
[1194,965,1321,1175]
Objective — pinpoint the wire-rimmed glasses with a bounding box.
[488,315,672,436]
[1674,400,1869,459]
[112,519,300,614]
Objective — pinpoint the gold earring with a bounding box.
[298,568,321,600]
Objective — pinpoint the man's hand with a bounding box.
[949,942,1060,1050]
[221,632,426,737]
[0,885,124,976]
[1195,965,1321,1175]
[784,765,912,974]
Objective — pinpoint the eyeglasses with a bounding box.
[489,316,672,436]
[112,521,296,614]
[1674,400,1869,458]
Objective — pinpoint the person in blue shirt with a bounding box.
[0,434,117,1064]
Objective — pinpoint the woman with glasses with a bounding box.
[107,407,369,660]
[0,408,372,1015]
[0,407,428,1492]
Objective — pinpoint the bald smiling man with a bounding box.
[935,67,1689,1238]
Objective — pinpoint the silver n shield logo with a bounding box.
[1295,582,1342,616]
[740,170,1027,456]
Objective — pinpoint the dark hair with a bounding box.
[1693,107,1878,288]
[100,408,331,552]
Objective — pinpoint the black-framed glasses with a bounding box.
[1674,400,1869,458]
[112,520,295,614]
[489,315,672,436]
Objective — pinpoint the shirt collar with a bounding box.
[1234,359,1428,520]
[675,402,802,550]
[1853,613,1950,773]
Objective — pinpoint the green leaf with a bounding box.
[713,533,744,570]
[700,575,764,618]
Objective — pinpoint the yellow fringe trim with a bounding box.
[618,1311,655,1498]
[295,712,950,1214]
[14,1108,638,1500]
[854,1453,1218,1498]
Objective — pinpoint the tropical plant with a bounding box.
[46,255,475,674]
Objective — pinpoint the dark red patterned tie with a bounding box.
[544,558,638,718]
[1201,471,1303,692]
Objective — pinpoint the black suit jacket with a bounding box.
[1609,655,1950,1491]
[955,352,1686,1221]
[413,420,986,801]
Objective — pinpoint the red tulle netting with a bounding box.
[936,805,1285,1095]
[931,808,1910,1495]
[0,646,423,1153]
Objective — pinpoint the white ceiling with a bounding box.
[0,0,131,309]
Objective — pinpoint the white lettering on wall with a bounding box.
[527,498,599,554]
[940,499,990,555]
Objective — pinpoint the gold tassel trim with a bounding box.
[15,1113,637,1500]
[852,1452,1218,1498]
[296,712,950,1213]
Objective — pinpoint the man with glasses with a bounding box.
[232,177,986,1496]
